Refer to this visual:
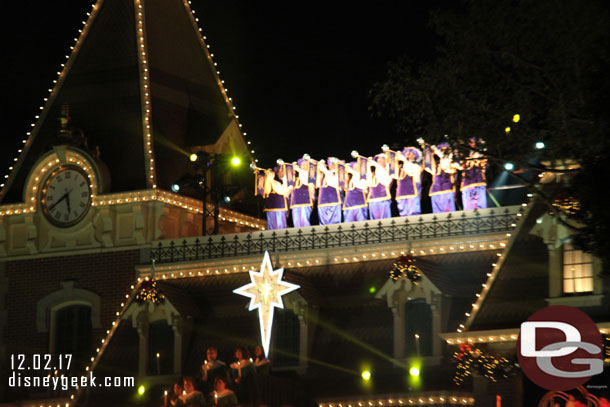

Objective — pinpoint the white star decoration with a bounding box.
[233,251,300,357]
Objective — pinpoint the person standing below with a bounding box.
[460,137,488,210]
[200,347,227,399]
[290,158,315,228]
[395,147,423,216]
[229,347,255,405]
[213,376,238,407]
[317,158,342,225]
[179,377,205,407]
[343,161,369,222]
[420,139,461,213]
[168,381,184,407]
[367,154,393,220]
[263,166,291,229]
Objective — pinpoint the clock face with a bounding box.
[40,165,92,227]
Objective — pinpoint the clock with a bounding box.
[40,165,92,227]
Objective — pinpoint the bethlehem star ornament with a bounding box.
[233,251,300,357]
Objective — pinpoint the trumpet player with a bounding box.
[263,166,291,229]
[290,158,315,228]
[420,139,461,214]
[343,161,369,222]
[460,137,488,210]
[317,158,343,225]
[367,153,392,220]
[395,146,424,216]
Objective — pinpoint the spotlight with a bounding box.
[504,162,515,171]
[513,114,520,123]
[361,370,371,381]
[535,141,545,150]
[224,196,231,204]
[409,367,420,377]
[171,183,180,193]
[504,127,511,134]
[189,153,198,162]
[231,156,241,166]
[368,286,376,294]
[137,385,146,396]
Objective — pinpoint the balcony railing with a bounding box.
[151,206,523,264]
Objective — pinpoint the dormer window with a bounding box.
[562,243,594,294]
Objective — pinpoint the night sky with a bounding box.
[0,1,441,175]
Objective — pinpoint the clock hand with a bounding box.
[66,190,71,214]
[48,192,69,211]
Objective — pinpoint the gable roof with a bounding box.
[1,0,248,203]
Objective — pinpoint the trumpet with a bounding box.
[249,162,270,173]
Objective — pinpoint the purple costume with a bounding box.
[368,182,392,220]
[424,143,456,214]
[430,169,456,213]
[318,185,342,225]
[396,174,422,216]
[264,192,288,230]
[343,177,368,223]
[461,162,487,211]
[290,182,313,228]
[396,147,423,217]
[318,162,342,225]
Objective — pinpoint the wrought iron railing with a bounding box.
[151,206,522,264]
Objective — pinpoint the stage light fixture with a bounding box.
[361,370,371,381]
[503,162,514,171]
[231,156,241,166]
[368,286,376,294]
[137,385,146,395]
[171,183,180,193]
[189,153,198,162]
[535,141,545,150]
[409,367,420,377]
[513,114,520,123]
[504,127,511,134]
[224,196,231,203]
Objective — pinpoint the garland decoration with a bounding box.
[453,343,517,385]
[551,193,580,216]
[135,280,165,304]
[389,254,422,284]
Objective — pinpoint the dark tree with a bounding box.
[370,0,610,274]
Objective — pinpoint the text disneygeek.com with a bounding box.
[8,372,135,391]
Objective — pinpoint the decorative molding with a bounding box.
[546,294,603,307]
[36,281,101,333]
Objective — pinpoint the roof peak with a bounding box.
[1,0,250,203]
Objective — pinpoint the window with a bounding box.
[404,299,432,357]
[54,304,92,370]
[563,243,594,294]
[148,320,174,375]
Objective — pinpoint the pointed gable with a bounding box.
[1,0,249,204]
[466,202,549,331]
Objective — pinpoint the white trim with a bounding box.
[36,281,101,333]
[546,294,603,307]
[440,322,610,344]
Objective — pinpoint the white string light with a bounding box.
[182,0,255,164]
[454,199,532,335]
[0,2,101,200]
